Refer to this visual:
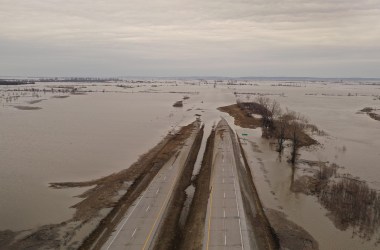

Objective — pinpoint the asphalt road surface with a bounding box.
[102,129,198,250]
[203,119,254,250]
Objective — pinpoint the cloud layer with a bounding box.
[1,0,379,77]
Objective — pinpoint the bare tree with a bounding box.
[268,99,281,135]
[276,115,287,152]
[255,96,271,129]
[255,97,281,137]
[290,121,300,165]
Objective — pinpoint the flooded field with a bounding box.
[1,79,379,249]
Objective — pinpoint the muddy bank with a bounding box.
[27,99,45,104]
[173,100,183,107]
[179,128,215,250]
[13,105,42,110]
[219,103,317,147]
[79,121,198,250]
[153,125,204,250]
[0,230,18,247]
[52,95,70,99]
[2,121,197,250]
[218,104,261,128]
[266,209,319,250]
[235,132,279,250]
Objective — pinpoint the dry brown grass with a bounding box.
[218,104,262,129]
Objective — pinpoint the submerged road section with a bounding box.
[102,123,201,250]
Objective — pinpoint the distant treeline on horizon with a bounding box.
[1,76,380,85]
[0,80,35,85]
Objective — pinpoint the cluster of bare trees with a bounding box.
[241,96,315,165]
[318,177,380,240]
[255,96,281,136]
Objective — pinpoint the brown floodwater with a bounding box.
[1,80,379,249]
[233,81,380,249]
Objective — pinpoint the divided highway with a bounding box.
[100,119,276,250]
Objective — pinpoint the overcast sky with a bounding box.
[0,0,379,77]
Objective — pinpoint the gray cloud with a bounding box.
[0,0,379,77]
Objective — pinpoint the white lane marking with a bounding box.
[156,188,160,195]
[131,228,137,238]
[146,205,150,212]
[222,167,224,172]
[105,190,146,250]
[224,233,227,245]
[224,192,226,199]
[222,178,224,183]
[232,178,244,250]
[163,175,167,181]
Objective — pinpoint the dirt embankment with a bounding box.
[266,209,319,250]
[179,129,215,250]
[233,129,279,250]
[79,121,198,250]
[3,122,197,250]
[218,104,261,129]
[173,100,183,107]
[219,103,316,147]
[237,133,319,249]
[153,125,204,250]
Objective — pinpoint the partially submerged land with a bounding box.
[0,117,316,249]
[359,107,380,121]
[1,80,380,249]
[219,99,380,245]
[1,122,198,249]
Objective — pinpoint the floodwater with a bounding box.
[1,80,380,249]
[233,81,380,249]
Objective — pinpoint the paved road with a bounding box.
[102,127,199,250]
[203,119,253,250]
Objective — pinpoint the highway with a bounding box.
[101,126,199,250]
[203,119,254,250]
